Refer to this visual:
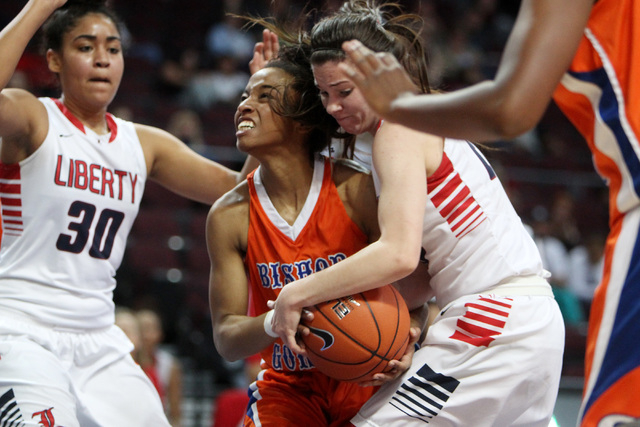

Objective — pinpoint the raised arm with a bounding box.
[0,0,64,160]
[342,0,593,142]
[248,29,280,75]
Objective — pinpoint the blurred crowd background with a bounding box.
[2,0,606,425]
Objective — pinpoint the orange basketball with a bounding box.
[300,284,411,382]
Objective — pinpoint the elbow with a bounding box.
[388,247,421,281]
[213,332,242,362]
[212,321,244,362]
[492,109,540,140]
[489,88,548,140]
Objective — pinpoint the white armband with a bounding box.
[263,310,279,338]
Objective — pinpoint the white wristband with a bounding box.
[263,310,279,338]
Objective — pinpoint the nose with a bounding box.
[237,97,254,114]
[94,47,110,67]
[235,97,254,123]
[324,96,342,116]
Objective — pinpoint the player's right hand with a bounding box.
[355,325,420,388]
[340,40,418,121]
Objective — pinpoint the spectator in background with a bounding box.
[166,108,206,148]
[157,47,201,100]
[137,309,184,427]
[530,205,584,326]
[549,189,582,251]
[114,306,143,359]
[205,14,255,65]
[181,55,249,111]
[568,232,606,318]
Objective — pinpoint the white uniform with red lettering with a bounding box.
[353,139,565,427]
[0,97,170,426]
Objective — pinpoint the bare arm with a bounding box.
[137,124,241,205]
[0,0,64,90]
[207,188,276,361]
[271,124,439,352]
[343,0,593,142]
[0,0,64,161]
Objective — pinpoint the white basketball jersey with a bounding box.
[0,97,147,330]
[420,139,545,307]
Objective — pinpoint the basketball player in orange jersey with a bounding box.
[340,0,639,425]
[206,44,428,427]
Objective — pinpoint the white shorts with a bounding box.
[0,312,170,427]
[352,291,565,427]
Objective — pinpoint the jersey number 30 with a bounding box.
[56,200,125,259]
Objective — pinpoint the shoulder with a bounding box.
[206,182,250,252]
[331,160,378,237]
[375,121,444,175]
[134,123,176,145]
[0,90,48,160]
[208,183,250,230]
[376,121,442,147]
[331,159,376,203]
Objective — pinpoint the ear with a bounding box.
[46,49,62,73]
[295,122,313,135]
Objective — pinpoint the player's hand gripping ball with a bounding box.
[301,284,411,382]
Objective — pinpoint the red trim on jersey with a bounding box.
[52,98,118,143]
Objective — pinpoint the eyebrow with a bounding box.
[73,35,122,43]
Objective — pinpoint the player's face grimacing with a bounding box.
[313,59,379,136]
[235,67,297,154]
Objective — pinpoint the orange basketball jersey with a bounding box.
[244,156,369,373]
[553,1,640,425]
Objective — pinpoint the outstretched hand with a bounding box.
[249,29,280,75]
[340,40,418,121]
[356,325,421,388]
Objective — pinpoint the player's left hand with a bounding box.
[356,326,421,387]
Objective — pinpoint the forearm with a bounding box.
[387,80,548,142]
[281,239,419,311]
[0,1,54,90]
[378,0,592,143]
[213,312,275,362]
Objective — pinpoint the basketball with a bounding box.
[300,284,411,382]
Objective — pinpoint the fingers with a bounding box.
[285,332,305,355]
[264,29,279,59]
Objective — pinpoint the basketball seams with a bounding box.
[301,285,410,382]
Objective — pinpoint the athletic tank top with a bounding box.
[245,156,368,372]
[553,0,640,225]
[420,139,545,307]
[0,97,147,330]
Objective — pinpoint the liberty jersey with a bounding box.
[420,139,545,307]
[0,97,146,330]
[244,156,369,372]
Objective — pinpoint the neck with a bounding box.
[59,95,110,134]
[259,154,316,224]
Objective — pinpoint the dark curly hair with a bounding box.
[42,0,126,52]
[240,0,431,160]
[263,44,338,159]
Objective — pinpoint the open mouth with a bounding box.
[237,120,255,131]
